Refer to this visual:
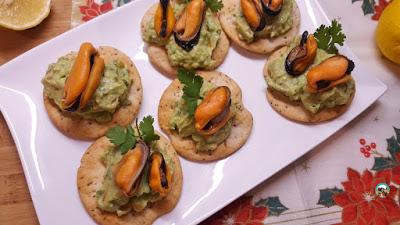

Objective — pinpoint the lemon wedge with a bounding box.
[376,0,400,65]
[0,0,51,30]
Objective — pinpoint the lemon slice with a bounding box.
[0,0,51,30]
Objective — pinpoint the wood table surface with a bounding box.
[0,1,71,224]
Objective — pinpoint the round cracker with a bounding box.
[77,134,183,225]
[44,46,143,140]
[263,46,355,123]
[158,71,253,162]
[141,4,230,77]
[219,0,300,55]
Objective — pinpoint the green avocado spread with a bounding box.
[142,3,222,69]
[266,38,355,113]
[169,82,238,152]
[96,142,174,215]
[235,0,293,43]
[42,54,132,123]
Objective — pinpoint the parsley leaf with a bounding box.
[106,126,127,145]
[106,116,160,154]
[127,125,135,136]
[183,96,199,115]
[177,68,204,115]
[205,0,223,12]
[314,20,346,54]
[177,68,198,89]
[106,125,137,154]
[120,134,136,154]
[139,116,160,145]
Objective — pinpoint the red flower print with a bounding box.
[333,168,400,225]
[200,196,268,225]
[79,0,113,22]
[375,165,400,185]
[372,0,391,21]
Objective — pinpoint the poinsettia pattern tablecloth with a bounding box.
[71,0,400,224]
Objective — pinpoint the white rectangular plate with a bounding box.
[0,0,386,224]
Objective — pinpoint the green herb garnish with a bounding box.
[205,0,223,12]
[139,116,160,144]
[314,20,346,54]
[177,68,204,115]
[106,116,160,154]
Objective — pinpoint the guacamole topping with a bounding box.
[235,0,294,43]
[142,3,222,69]
[266,38,355,113]
[142,20,169,46]
[96,142,174,215]
[42,54,132,123]
[170,82,238,152]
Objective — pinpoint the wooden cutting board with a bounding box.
[0,1,71,224]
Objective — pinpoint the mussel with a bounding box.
[194,86,232,136]
[261,0,283,16]
[154,0,175,38]
[306,55,355,93]
[114,143,149,196]
[285,31,318,76]
[173,0,205,51]
[61,42,105,111]
[149,151,172,197]
[241,0,266,32]
[241,0,283,32]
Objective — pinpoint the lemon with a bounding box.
[376,0,400,65]
[0,0,51,30]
